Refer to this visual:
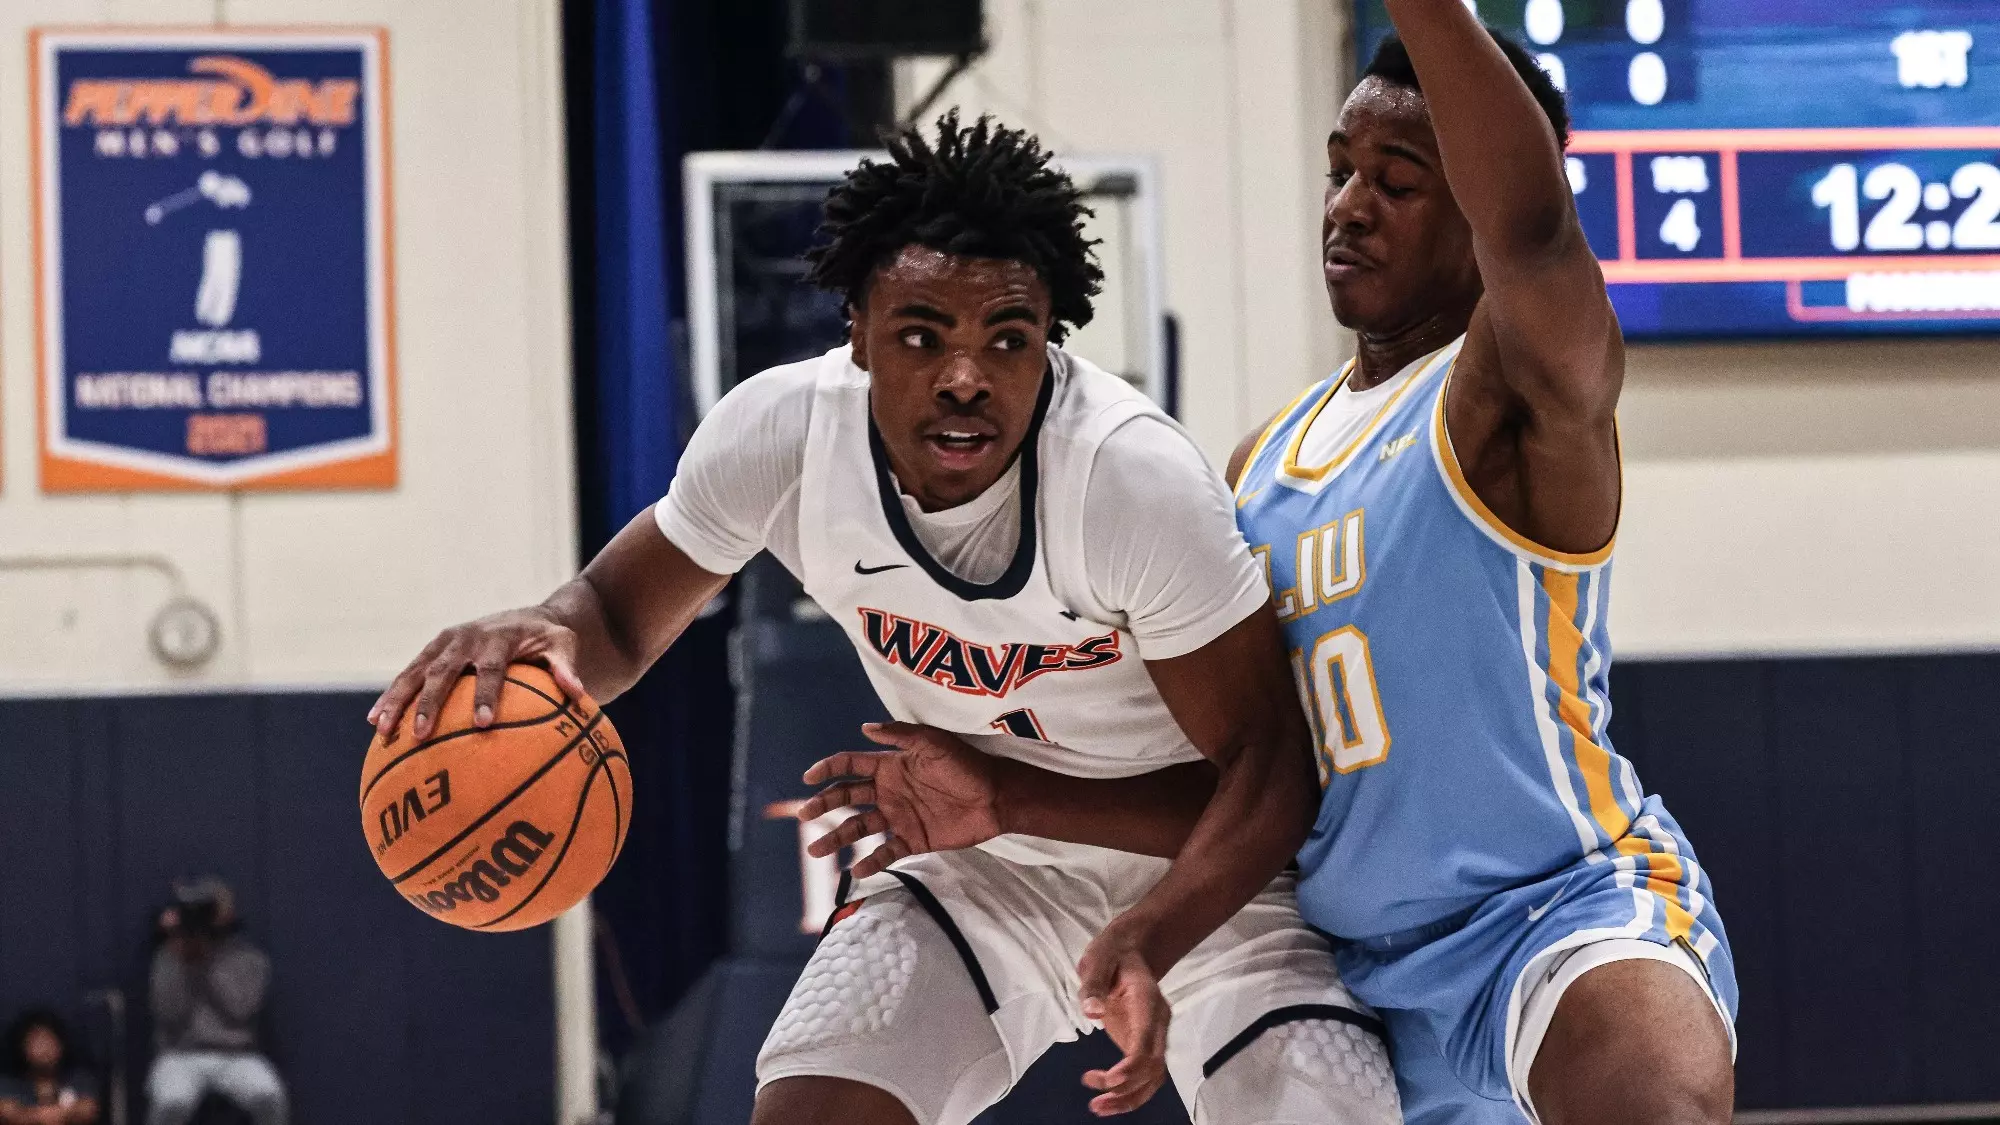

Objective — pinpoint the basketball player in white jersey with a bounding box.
[369,113,1398,1124]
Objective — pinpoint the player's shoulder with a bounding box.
[1039,346,1232,492]
[1043,346,1181,451]
[1047,345,1154,410]
[1090,413,1212,485]
[699,345,857,438]
[719,345,846,409]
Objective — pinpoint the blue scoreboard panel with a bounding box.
[1353,1,2000,339]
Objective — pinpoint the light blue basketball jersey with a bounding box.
[1235,337,1721,963]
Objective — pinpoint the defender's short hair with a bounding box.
[805,109,1103,342]
[1362,31,1571,150]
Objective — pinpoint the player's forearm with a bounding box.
[1117,730,1317,973]
[537,575,650,702]
[550,514,735,704]
[1385,0,1576,258]
[991,758,1217,858]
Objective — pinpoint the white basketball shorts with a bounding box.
[755,840,1403,1125]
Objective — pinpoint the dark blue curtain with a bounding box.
[570,0,729,1061]
[590,0,679,529]
[564,0,875,1057]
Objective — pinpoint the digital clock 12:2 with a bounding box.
[1353,1,2000,339]
[1566,128,2000,335]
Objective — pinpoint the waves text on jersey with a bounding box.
[63,56,359,129]
[857,608,1122,698]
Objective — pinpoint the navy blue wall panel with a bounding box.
[0,703,89,1012]
[1773,661,1918,1104]
[1611,654,2000,1113]
[1902,654,2000,1102]
[0,691,554,1125]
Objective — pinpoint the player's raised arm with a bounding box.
[1372,0,1623,553]
[1386,1,1578,255]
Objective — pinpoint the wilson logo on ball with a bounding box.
[405,820,555,916]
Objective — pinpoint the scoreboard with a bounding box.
[1353,1,2000,339]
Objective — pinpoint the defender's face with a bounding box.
[1324,78,1483,333]
[851,246,1053,512]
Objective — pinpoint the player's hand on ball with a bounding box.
[368,606,587,741]
[800,722,1004,879]
[1077,924,1171,1116]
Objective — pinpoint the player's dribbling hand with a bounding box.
[1077,923,1171,1116]
[799,722,1004,879]
[368,607,588,742]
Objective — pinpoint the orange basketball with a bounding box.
[358,664,631,932]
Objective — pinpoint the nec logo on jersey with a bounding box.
[858,607,1122,698]
[1378,431,1418,462]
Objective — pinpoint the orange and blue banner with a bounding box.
[31,27,395,491]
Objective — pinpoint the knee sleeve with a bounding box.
[756,891,1012,1125]
[764,909,921,1055]
[1193,1016,1402,1125]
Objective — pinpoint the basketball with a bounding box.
[358,665,631,932]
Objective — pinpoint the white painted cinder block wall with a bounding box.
[0,0,574,693]
[904,0,2000,659]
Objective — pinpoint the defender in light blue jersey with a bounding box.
[1230,6,1738,1124]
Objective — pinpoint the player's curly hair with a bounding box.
[805,109,1103,343]
[1364,30,1571,150]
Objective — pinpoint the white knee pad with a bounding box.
[1194,1016,1401,1125]
[756,891,1012,1125]
[764,910,920,1055]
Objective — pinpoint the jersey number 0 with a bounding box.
[1294,627,1391,782]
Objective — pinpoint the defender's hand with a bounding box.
[367,607,587,741]
[800,722,1004,879]
[1077,923,1171,1116]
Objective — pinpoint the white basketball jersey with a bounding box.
[795,345,1206,786]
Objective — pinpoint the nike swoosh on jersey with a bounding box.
[1527,887,1565,922]
[854,561,909,575]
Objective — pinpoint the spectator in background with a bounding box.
[0,1008,100,1125]
[146,879,286,1125]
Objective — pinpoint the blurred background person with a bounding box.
[146,880,286,1125]
[0,1008,100,1125]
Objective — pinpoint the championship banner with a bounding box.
[31,28,395,491]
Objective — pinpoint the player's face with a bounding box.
[851,246,1053,512]
[1324,78,1483,334]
